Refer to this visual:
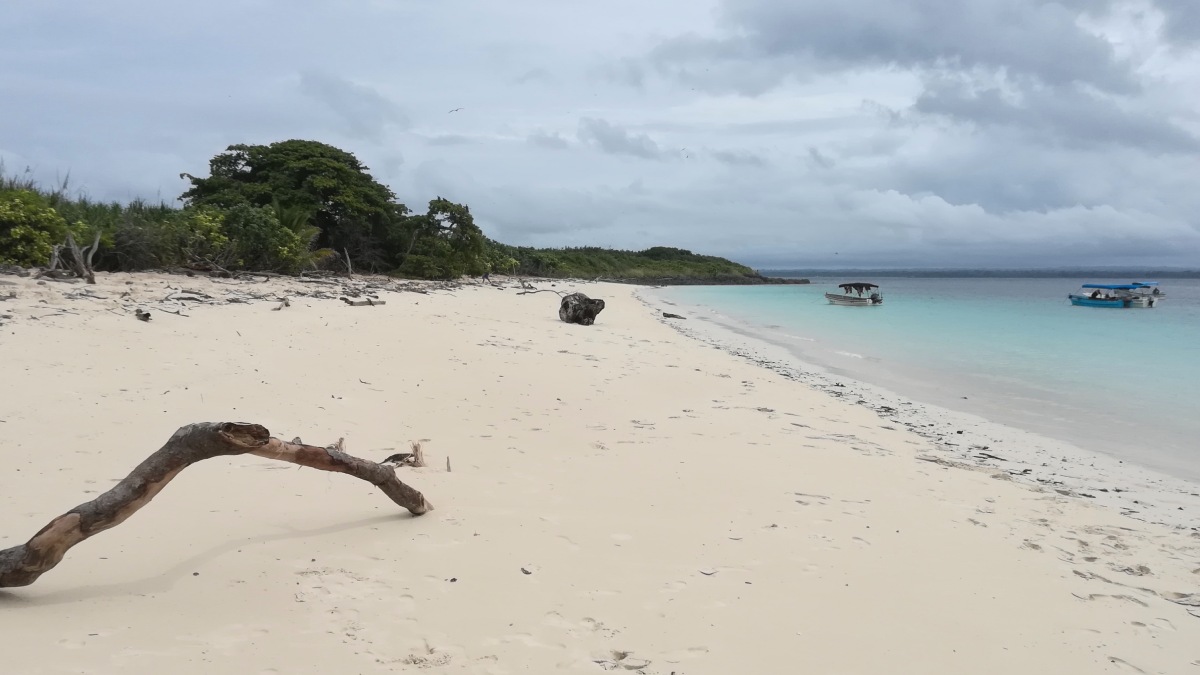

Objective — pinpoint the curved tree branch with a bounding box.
[0,422,433,588]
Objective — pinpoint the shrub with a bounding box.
[221,205,313,273]
[0,190,69,266]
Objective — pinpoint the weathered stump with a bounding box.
[559,292,606,325]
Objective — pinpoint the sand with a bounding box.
[0,272,1197,674]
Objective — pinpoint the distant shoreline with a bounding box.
[761,268,1200,279]
[600,274,810,286]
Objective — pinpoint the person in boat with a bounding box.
[1090,290,1102,299]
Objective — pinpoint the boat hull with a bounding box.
[1068,294,1159,308]
[826,292,882,306]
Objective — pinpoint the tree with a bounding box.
[396,197,486,279]
[180,140,407,268]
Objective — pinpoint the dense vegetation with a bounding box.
[486,243,763,281]
[1,139,761,282]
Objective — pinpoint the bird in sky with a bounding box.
[448,107,464,113]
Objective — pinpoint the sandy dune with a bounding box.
[0,272,1197,674]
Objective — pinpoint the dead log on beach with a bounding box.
[341,296,385,306]
[0,422,432,588]
[559,292,606,325]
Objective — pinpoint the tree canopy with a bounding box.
[178,140,489,276]
[179,140,408,265]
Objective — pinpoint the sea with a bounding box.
[652,277,1200,482]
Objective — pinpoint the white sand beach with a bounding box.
[1,272,1198,674]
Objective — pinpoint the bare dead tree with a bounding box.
[63,232,99,284]
[0,422,432,588]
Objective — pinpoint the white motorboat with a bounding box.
[826,282,883,306]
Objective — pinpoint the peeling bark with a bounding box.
[0,422,432,588]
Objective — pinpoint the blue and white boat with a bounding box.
[1068,282,1164,308]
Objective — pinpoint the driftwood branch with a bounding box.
[83,230,101,271]
[341,296,385,307]
[64,232,97,284]
[0,422,432,588]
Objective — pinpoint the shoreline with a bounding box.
[637,288,1200,532]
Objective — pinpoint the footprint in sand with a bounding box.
[543,612,577,632]
[56,637,88,650]
[1071,593,1150,607]
[663,646,710,663]
[1146,618,1176,633]
[392,594,418,616]
[662,580,688,594]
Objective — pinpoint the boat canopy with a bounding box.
[838,283,879,293]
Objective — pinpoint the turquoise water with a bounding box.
[656,278,1200,480]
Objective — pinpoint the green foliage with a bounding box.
[0,189,69,266]
[105,203,204,270]
[221,204,314,273]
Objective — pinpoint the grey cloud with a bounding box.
[512,67,556,85]
[426,134,477,146]
[644,0,1138,95]
[711,149,768,167]
[595,59,647,89]
[527,130,570,149]
[807,147,835,169]
[577,118,664,159]
[914,80,1200,154]
[1156,0,1200,43]
[298,71,409,143]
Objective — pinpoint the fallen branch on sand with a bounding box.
[341,296,385,307]
[0,422,432,588]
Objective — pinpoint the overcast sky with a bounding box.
[3,0,1199,268]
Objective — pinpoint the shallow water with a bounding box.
[654,278,1200,480]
